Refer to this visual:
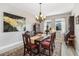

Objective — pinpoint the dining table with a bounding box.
[31,34,50,44]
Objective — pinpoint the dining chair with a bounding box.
[41,32,56,56]
[22,31,39,56]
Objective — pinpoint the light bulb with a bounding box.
[44,16,46,18]
[40,15,43,17]
[36,16,38,19]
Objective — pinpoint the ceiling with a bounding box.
[7,3,74,16]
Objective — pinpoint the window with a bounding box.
[55,18,66,33]
[56,21,62,31]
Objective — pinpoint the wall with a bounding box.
[72,3,79,55]
[0,4,36,53]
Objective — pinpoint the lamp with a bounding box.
[36,3,46,23]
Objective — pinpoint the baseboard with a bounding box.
[0,41,23,54]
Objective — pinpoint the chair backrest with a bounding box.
[22,31,31,48]
[64,31,71,41]
[50,32,56,46]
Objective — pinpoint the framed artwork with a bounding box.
[3,12,26,32]
[76,16,79,24]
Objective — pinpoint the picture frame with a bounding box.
[3,12,26,32]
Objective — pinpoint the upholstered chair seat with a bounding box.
[41,41,50,49]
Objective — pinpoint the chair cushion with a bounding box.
[41,41,50,48]
[27,42,38,49]
[31,44,37,48]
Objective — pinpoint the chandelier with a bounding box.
[36,3,46,23]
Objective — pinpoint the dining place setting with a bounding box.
[22,29,56,56]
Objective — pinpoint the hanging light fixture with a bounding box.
[36,3,46,23]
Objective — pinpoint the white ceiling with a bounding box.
[7,3,74,16]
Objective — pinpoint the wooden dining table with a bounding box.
[31,34,50,44]
[31,34,42,44]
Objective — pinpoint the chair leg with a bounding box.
[29,51,32,56]
[51,48,53,53]
[24,48,25,56]
[51,45,53,53]
[53,43,55,48]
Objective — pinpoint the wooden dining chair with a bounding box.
[22,31,39,56]
[41,32,56,56]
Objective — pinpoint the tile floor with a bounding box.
[61,39,76,56]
